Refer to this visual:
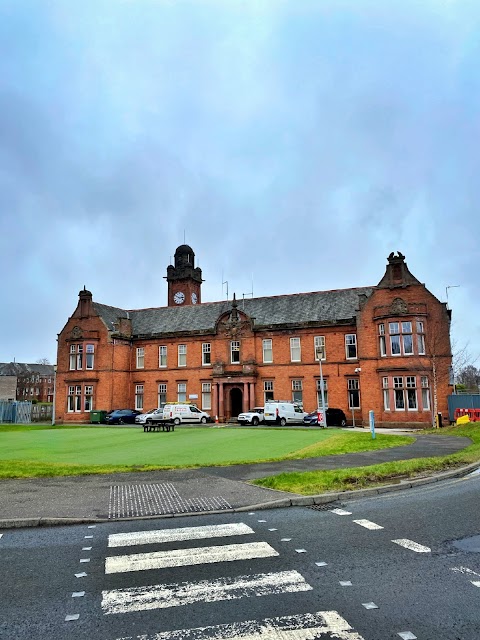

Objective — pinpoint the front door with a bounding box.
[230,388,243,418]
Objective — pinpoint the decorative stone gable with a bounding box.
[377,252,422,289]
[216,294,253,338]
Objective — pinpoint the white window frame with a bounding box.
[158,383,167,406]
[85,344,95,370]
[262,339,273,363]
[136,347,145,369]
[382,377,390,410]
[417,321,426,355]
[135,384,144,411]
[178,344,187,367]
[406,376,417,410]
[379,324,386,357]
[230,340,240,364]
[84,385,93,412]
[177,383,187,402]
[314,336,326,361]
[421,376,430,410]
[202,343,211,366]
[316,378,328,408]
[75,385,82,412]
[159,346,167,368]
[69,345,76,370]
[202,382,212,410]
[290,337,301,362]
[263,380,274,403]
[345,334,357,360]
[347,378,360,409]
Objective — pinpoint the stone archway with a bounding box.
[230,387,243,418]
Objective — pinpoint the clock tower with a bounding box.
[166,244,203,307]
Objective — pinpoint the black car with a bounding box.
[303,408,347,427]
[104,409,141,425]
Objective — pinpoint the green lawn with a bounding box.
[0,424,413,478]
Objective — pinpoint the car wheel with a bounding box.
[200,416,207,424]
[252,417,259,426]
[118,418,124,425]
[174,417,181,425]
[279,417,286,426]
[340,419,347,427]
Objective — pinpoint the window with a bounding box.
[158,383,167,406]
[417,321,426,355]
[135,384,144,410]
[290,337,301,362]
[74,385,82,412]
[68,385,75,412]
[348,379,360,408]
[345,334,357,359]
[262,339,273,363]
[264,380,274,402]
[389,323,401,355]
[394,377,405,410]
[202,343,211,366]
[202,383,212,410]
[69,344,83,370]
[86,344,95,369]
[159,346,167,368]
[178,344,186,367]
[316,379,328,408]
[314,336,326,360]
[292,379,303,404]
[84,385,93,411]
[406,376,417,410]
[379,324,386,357]
[231,340,240,364]
[421,376,430,410]
[177,383,187,402]
[382,377,390,410]
[136,347,145,369]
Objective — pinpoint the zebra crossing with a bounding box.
[99,519,366,640]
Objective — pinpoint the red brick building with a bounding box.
[55,246,452,427]
[0,362,55,402]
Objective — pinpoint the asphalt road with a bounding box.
[1,471,479,640]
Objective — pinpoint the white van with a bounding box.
[162,403,210,425]
[263,401,307,426]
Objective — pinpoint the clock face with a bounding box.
[191,292,198,305]
[173,291,185,305]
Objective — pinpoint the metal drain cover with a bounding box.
[308,502,341,512]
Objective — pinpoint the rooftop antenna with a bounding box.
[222,270,229,299]
[183,229,186,243]
[242,276,254,310]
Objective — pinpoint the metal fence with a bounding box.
[447,394,480,422]
[0,401,32,423]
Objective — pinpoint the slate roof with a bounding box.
[0,363,54,376]
[93,287,374,338]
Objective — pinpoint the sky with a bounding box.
[1,0,479,366]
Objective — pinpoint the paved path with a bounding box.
[0,433,472,525]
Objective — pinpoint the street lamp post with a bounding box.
[316,347,327,428]
[51,365,57,426]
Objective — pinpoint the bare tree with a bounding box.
[35,358,50,365]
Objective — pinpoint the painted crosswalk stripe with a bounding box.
[330,508,352,516]
[353,519,384,530]
[113,610,366,639]
[102,569,312,615]
[108,523,254,548]
[392,539,431,553]
[105,541,279,574]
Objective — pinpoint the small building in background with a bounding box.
[0,362,55,403]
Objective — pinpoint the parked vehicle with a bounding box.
[146,403,211,426]
[303,408,348,427]
[237,407,264,426]
[263,401,307,426]
[104,409,141,425]
[135,407,165,425]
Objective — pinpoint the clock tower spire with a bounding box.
[166,244,203,306]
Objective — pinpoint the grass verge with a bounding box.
[0,424,412,478]
[253,423,479,494]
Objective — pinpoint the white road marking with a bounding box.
[108,523,254,548]
[80,558,90,563]
[75,572,87,578]
[362,602,378,609]
[281,538,292,542]
[82,546,92,551]
[106,541,279,575]
[102,570,312,615]
[84,535,93,539]
[87,525,96,528]
[248,512,255,515]
[398,633,417,639]
[0,534,3,539]
[113,610,366,639]
[268,528,277,531]
[451,566,480,577]
[258,520,267,523]
[339,581,352,586]
[65,614,80,621]
[330,508,352,516]
[72,591,85,598]
[353,519,384,530]
[471,581,480,587]
[295,549,307,553]
[392,539,431,553]
[315,562,328,567]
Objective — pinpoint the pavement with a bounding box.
[0,428,477,529]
